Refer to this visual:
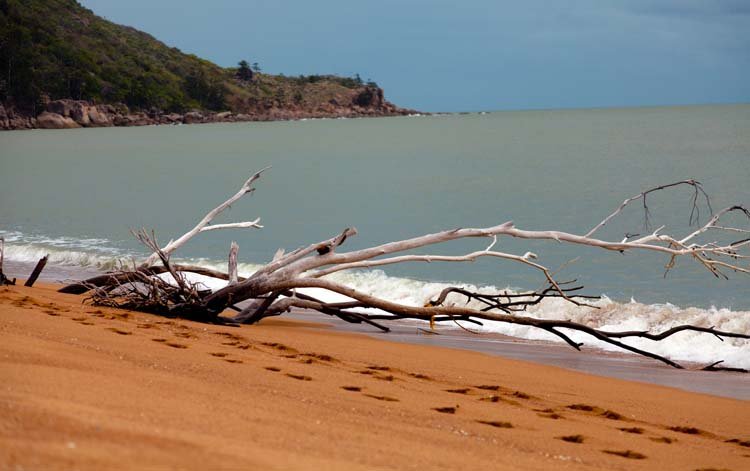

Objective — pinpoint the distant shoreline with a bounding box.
[1,96,422,132]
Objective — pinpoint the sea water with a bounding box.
[1,104,749,367]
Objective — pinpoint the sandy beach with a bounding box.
[1,282,748,470]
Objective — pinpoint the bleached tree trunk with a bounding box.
[61,171,750,370]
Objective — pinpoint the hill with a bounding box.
[0,0,414,129]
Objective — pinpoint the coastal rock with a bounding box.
[46,100,85,120]
[86,107,112,127]
[36,112,80,129]
[352,87,385,108]
[183,111,204,124]
[0,104,8,129]
[2,84,418,131]
[161,113,183,124]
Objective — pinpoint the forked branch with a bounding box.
[61,173,750,370]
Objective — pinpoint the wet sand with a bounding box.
[292,312,750,400]
[8,259,748,400]
[1,283,749,470]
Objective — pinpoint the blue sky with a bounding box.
[80,0,750,112]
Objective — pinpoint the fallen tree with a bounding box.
[60,169,750,370]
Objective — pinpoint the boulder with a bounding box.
[161,113,183,124]
[0,104,9,129]
[214,111,233,121]
[87,107,112,126]
[36,112,80,129]
[183,111,204,124]
[46,99,101,126]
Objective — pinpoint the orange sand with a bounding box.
[1,283,748,470]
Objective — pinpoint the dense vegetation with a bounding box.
[0,0,372,114]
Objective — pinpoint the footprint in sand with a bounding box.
[558,435,585,443]
[408,373,432,380]
[567,403,626,420]
[165,342,188,349]
[567,403,598,412]
[619,427,644,434]
[668,426,708,436]
[650,437,675,444]
[174,332,196,339]
[363,394,399,402]
[432,406,457,414]
[106,327,132,335]
[375,374,396,382]
[601,410,624,420]
[725,438,750,448]
[214,332,247,341]
[262,342,297,353]
[302,353,337,362]
[476,420,513,429]
[286,373,312,381]
[72,317,95,325]
[535,408,564,419]
[602,450,646,460]
[483,395,521,406]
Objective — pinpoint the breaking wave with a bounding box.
[3,232,748,368]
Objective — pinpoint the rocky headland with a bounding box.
[1,86,417,131]
[1,1,418,131]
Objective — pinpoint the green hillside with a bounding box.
[0,0,379,114]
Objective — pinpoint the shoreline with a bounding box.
[4,260,749,400]
[1,282,748,470]
[289,311,750,401]
[0,96,422,132]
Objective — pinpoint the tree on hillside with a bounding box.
[236,60,254,81]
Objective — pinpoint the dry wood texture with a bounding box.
[61,170,750,370]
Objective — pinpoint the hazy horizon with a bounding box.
[80,1,750,113]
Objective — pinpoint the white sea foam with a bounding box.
[2,242,130,270]
[3,235,747,368]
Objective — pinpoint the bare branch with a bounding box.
[141,167,269,267]
[59,172,749,371]
[585,180,711,238]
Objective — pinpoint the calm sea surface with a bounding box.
[1,104,749,309]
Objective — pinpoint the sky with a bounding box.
[79,0,750,112]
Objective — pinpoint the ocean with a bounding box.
[1,104,749,368]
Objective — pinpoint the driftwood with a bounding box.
[61,170,750,370]
[23,255,48,287]
[0,237,15,286]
